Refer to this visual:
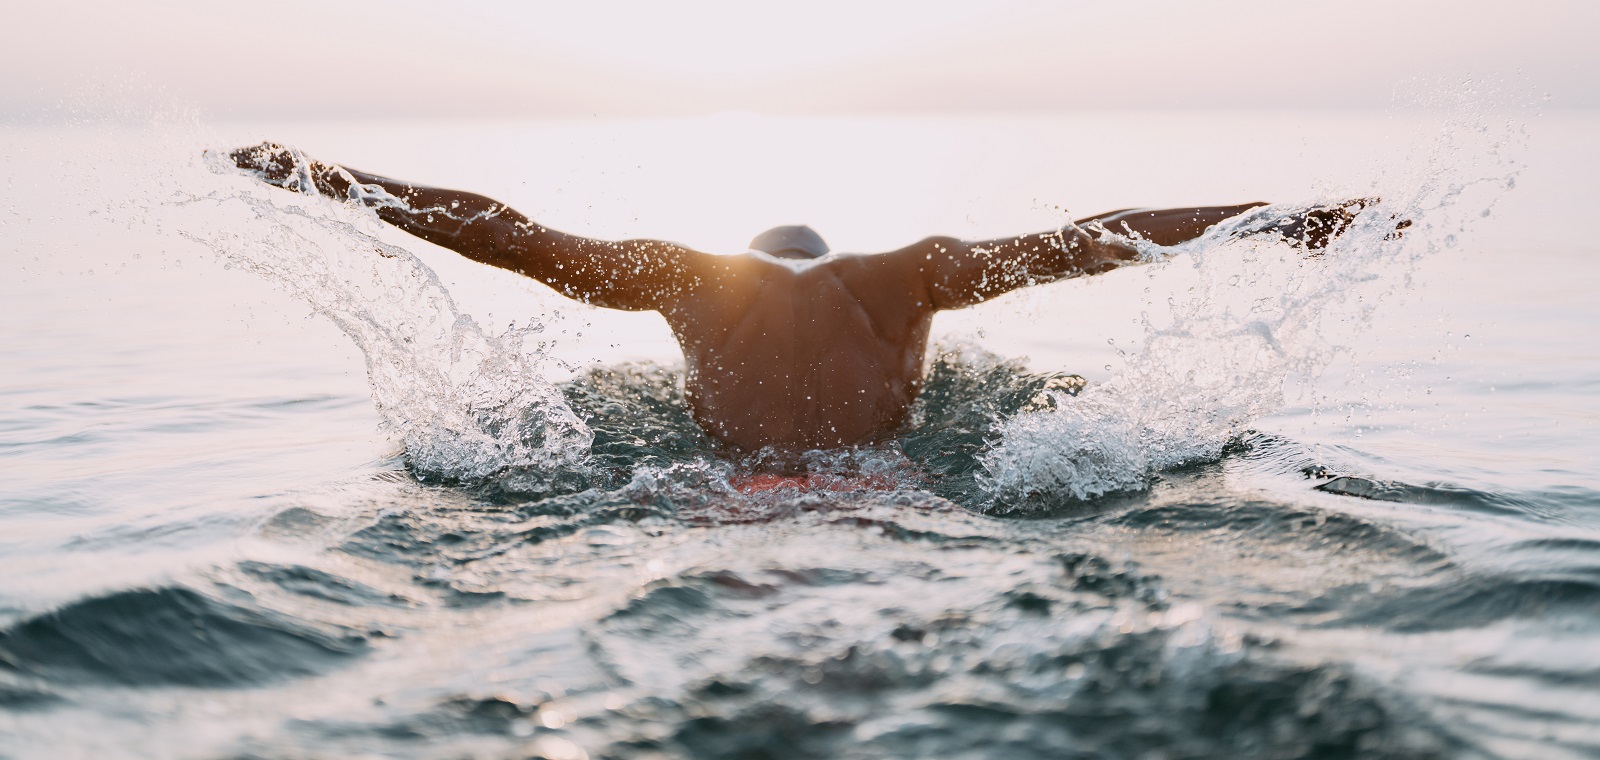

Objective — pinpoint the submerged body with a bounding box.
[225,143,1358,453]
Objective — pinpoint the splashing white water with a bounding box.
[164,152,592,482]
[77,93,1524,495]
[978,108,1527,504]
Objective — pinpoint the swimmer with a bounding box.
[225,143,1374,454]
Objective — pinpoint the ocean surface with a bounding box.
[2,105,1597,759]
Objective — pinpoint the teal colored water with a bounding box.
[1,109,1596,759]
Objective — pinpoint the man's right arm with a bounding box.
[226,142,703,312]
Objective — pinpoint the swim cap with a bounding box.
[749,225,830,260]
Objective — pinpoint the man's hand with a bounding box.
[226,141,304,187]
[219,141,353,199]
[1269,198,1411,252]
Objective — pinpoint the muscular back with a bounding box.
[663,251,934,451]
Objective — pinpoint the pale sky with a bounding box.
[3,0,1595,119]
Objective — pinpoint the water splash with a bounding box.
[110,98,1522,498]
[979,107,1527,506]
[168,151,592,482]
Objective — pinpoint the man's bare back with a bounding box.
[226,143,1361,454]
[662,247,933,450]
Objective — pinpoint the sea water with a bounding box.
[1,104,1597,759]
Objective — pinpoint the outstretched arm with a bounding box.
[910,201,1371,310]
[225,142,703,311]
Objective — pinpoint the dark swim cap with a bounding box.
[749,225,830,259]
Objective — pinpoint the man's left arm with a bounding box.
[907,200,1378,310]
[905,224,1141,311]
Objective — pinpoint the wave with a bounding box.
[573,551,1464,760]
[0,586,368,687]
[1344,575,1600,633]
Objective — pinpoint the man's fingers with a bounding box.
[1385,218,1413,241]
[1238,198,1404,253]
[1299,199,1415,249]
[230,142,283,168]
[227,147,257,169]
[1341,197,1379,213]
[225,142,300,184]
[1298,206,1352,250]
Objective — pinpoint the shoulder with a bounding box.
[814,249,935,306]
[690,248,928,288]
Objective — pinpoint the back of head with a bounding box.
[749,225,830,260]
